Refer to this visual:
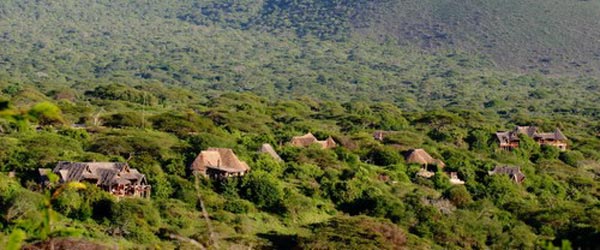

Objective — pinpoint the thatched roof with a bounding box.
[191,148,250,175]
[290,133,337,149]
[488,166,525,183]
[259,143,283,162]
[535,128,567,141]
[515,126,538,137]
[50,161,147,187]
[405,149,445,167]
[496,131,519,143]
[317,136,337,149]
[290,132,318,147]
[497,126,568,146]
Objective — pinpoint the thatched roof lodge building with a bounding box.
[40,161,151,198]
[290,132,337,149]
[191,148,250,180]
[496,126,567,151]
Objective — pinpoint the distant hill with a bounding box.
[181,0,600,75]
[0,0,599,98]
[350,0,600,75]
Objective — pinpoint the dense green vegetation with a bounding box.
[1,88,599,249]
[1,0,600,83]
[0,1,600,249]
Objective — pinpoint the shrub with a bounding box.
[223,198,254,214]
[445,185,473,208]
[559,151,584,167]
[298,215,407,250]
[367,146,403,166]
[53,186,84,219]
[109,198,161,243]
[27,102,65,126]
[240,171,284,213]
[103,112,144,128]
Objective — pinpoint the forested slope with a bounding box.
[0,1,600,249]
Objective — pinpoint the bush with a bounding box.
[252,154,284,177]
[445,185,472,208]
[559,151,584,167]
[103,112,144,128]
[53,186,84,219]
[540,145,560,160]
[240,171,284,213]
[466,129,493,151]
[27,102,65,126]
[298,215,407,250]
[85,84,157,105]
[367,146,403,166]
[109,198,161,243]
[223,198,254,214]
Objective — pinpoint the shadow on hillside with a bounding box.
[257,231,299,250]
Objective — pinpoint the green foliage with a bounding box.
[0,87,598,248]
[444,185,472,208]
[86,84,157,105]
[367,146,403,166]
[252,154,284,176]
[467,129,493,151]
[0,2,598,246]
[103,112,144,128]
[52,186,84,219]
[150,111,216,137]
[559,151,584,167]
[223,198,254,214]
[240,171,284,213]
[540,145,560,160]
[6,229,26,250]
[298,215,407,250]
[109,199,161,243]
[514,133,541,161]
[27,102,65,126]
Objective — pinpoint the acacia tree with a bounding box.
[27,102,65,126]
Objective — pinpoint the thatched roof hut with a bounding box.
[290,133,337,149]
[488,166,525,184]
[259,143,283,162]
[405,149,445,168]
[191,148,250,179]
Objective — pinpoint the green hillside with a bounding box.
[2,0,600,81]
[353,0,600,75]
[0,1,600,249]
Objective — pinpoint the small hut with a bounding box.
[488,166,525,184]
[405,149,445,167]
[405,149,445,178]
[290,133,337,149]
[259,143,283,162]
[191,148,250,180]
